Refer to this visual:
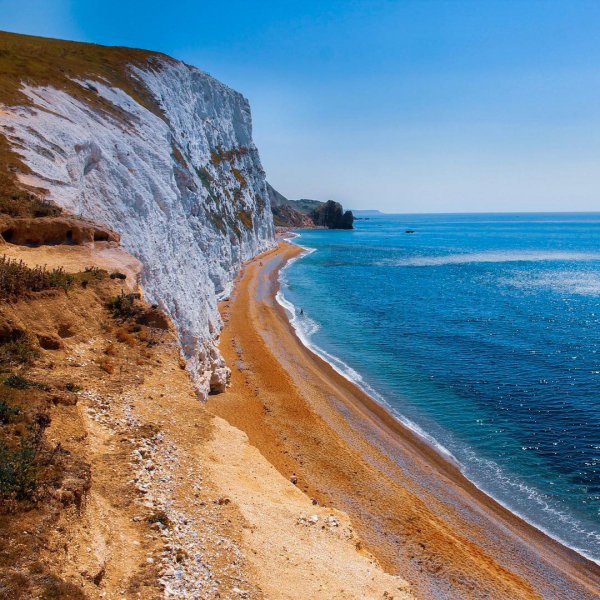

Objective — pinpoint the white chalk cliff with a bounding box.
[0,54,275,396]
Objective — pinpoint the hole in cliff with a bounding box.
[2,229,14,242]
[57,324,74,339]
[93,231,109,242]
[65,230,74,244]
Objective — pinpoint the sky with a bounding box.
[1,0,600,213]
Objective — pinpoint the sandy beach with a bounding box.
[210,240,600,599]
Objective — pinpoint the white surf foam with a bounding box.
[382,251,600,268]
[277,235,600,565]
[278,236,456,462]
[461,449,600,564]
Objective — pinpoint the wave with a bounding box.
[380,251,600,268]
[460,448,600,564]
[278,236,600,565]
[278,239,459,462]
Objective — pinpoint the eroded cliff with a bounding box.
[0,31,275,396]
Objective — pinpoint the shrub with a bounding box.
[0,337,39,367]
[0,418,48,501]
[147,510,171,528]
[109,271,127,280]
[115,329,135,346]
[4,374,48,391]
[65,382,81,393]
[0,256,74,300]
[0,398,19,424]
[80,266,106,287]
[107,292,141,320]
[99,358,114,374]
[104,343,117,356]
[0,194,61,218]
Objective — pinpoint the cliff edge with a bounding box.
[0,30,275,397]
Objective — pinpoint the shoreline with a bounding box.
[210,241,600,598]
[276,237,599,566]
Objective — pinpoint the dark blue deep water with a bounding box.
[279,213,600,562]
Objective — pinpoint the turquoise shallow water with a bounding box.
[278,213,600,562]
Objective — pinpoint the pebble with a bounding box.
[74,346,253,598]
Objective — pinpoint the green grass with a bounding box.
[0,337,39,368]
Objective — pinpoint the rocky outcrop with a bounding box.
[310,200,354,229]
[0,32,275,396]
[0,215,118,246]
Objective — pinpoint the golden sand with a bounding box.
[210,241,600,599]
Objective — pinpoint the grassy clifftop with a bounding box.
[0,30,169,212]
[0,30,166,108]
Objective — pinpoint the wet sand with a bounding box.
[209,241,600,599]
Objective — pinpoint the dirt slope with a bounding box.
[0,241,413,599]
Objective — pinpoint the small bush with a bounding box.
[147,510,171,528]
[4,374,48,391]
[79,266,106,288]
[65,383,81,393]
[109,271,127,280]
[99,358,114,374]
[0,399,19,424]
[0,418,48,501]
[104,343,117,356]
[107,292,141,320]
[0,256,74,300]
[115,329,135,346]
[0,337,39,367]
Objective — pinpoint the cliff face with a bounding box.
[0,32,275,396]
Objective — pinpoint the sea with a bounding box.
[277,212,600,563]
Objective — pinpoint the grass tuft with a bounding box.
[0,256,74,300]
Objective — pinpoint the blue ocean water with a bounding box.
[279,213,600,562]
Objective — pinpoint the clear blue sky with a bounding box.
[2,0,600,212]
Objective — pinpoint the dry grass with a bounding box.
[99,357,115,374]
[231,167,247,189]
[0,29,171,209]
[115,328,135,346]
[0,30,166,113]
[0,255,74,300]
[237,210,253,230]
